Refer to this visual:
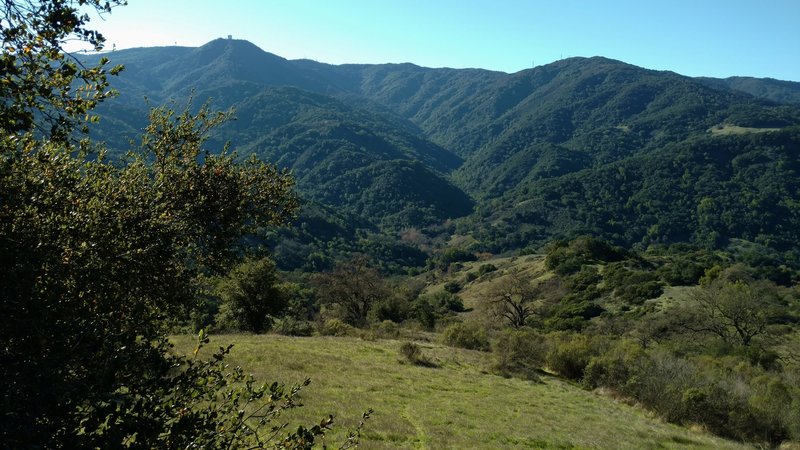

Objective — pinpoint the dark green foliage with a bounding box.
[79,39,800,266]
[411,297,438,330]
[0,5,358,444]
[0,103,305,446]
[314,256,391,327]
[545,237,627,275]
[443,280,462,293]
[411,291,465,330]
[697,76,800,106]
[369,295,411,324]
[478,263,498,275]
[214,257,287,333]
[427,247,478,271]
[473,128,800,259]
[544,293,605,331]
[604,265,663,305]
[657,258,706,286]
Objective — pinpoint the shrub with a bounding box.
[319,318,355,337]
[658,258,705,286]
[369,295,411,323]
[582,339,648,389]
[616,280,664,305]
[492,328,547,380]
[478,264,498,275]
[443,281,462,293]
[272,317,315,337]
[441,322,490,351]
[411,297,437,330]
[398,342,436,367]
[372,320,401,339]
[545,333,596,380]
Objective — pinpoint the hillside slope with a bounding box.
[173,334,750,450]
[87,40,800,262]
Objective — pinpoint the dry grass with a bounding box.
[708,124,781,135]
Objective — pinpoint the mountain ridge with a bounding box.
[85,39,800,268]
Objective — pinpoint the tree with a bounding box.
[678,275,782,347]
[488,271,539,328]
[216,256,288,333]
[0,1,362,447]
[314,256,390,327]
[1,0,125,141]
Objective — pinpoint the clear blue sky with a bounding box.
[86,0,800,81]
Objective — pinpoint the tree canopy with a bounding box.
[0,1,360,447]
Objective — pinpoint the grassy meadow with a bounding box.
[172,334,752,449]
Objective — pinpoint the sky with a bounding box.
[81,0,800,81]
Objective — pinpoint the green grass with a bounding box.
[172,334,752,449]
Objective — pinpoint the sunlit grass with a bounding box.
[708,124,781,135]
[172,334,751,449]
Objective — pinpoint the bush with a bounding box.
[214,257,287,333]
[545,333,596,380]
[372,320,401,339]
[658,258,705,285]
[440,322,490,351]
[478,264,498,275]
[616,280,664,305]
[492,328,547,380]
[443,281,462,293]
[398,342,436,367]
[319,319,355,337]
[582,339,648,389]
[411,297,437,330]
[369,295,411,323]
[272,317,315,337]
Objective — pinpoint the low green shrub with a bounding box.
[444,281,462,293]
[398,342,436,367]
[319,318,355,337]
[372,320,401,339]
[272,317,315,336]
[441,322,490,351]
[492,328,547,380]
[545,333,597,380]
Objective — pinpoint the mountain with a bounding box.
[696,76,800,106]
[86,40,800,268]
[86,40,473,233]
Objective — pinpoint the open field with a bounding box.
[708,124,782,135]
[172,334,752,449]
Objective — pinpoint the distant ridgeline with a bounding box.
[84,38,800,269]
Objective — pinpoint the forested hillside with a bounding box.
[83,38,800,271]
[6,4,800,447]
